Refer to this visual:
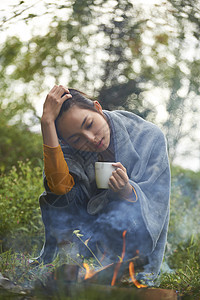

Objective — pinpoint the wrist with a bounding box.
[41,115,59,147]
[41,114,55,125]
[122,183,138,203]
[121,183,133,198]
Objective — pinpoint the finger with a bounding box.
[113,168,128,182]
[61,93,72,103]
[54,85,65,98]
[61,86,70,94]
[57,85,70,97]
[52,85,64,97]
[108,179,118,193]
[111,171,128,190]
[112,162,126,172]
[50,85,59,93]
[109,174,122,191]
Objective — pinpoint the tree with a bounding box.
[0,0,199,169]
[97,0,152,117]
[156,0,200,164]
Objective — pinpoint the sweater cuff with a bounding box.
[43,144,62,155]
[123,184,138,203]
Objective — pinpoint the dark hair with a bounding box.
[55,88,101,140]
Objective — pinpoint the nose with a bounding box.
[84,132,96,144]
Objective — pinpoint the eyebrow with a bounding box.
[67,115,88,141]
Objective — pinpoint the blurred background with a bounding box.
[0,0,200,173]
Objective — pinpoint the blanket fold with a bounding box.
[103,110,171,278]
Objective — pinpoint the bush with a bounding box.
[0,160,44,252]
[166,166,200,254]
[159,166,200,298]
[0,122,43,173]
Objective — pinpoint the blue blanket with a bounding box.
[104,111,171,281]
[40,110,171,282]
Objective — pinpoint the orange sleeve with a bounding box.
[43,144,75,195]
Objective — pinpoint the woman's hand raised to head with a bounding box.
[42,85,72,123]
[41,85,72,147]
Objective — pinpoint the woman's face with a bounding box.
[57,103,111,152]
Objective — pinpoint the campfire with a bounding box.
[82,230,148,288]
[32,229,178,299]
[0,229,178,299]
[30,230,149,299]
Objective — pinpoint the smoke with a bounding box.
[44,193,152,264]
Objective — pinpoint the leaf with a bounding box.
[84,238,90,246]
[73,230,83,237]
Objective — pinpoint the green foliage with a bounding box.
[0,60,43,172]
[167,166,200,250]
[73,229,103,268]
[158,166,200,298]
[160,236,200,298]
[0,249,55,289]
[0,121,43,173]
[0,160,44,251]
[0,0,200,164]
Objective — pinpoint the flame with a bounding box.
[111,262,120,286]
[121,230,127,261]
[83,263,95,280]
[111,230,127,286]
[83,230,147,288]
[129,261,147,288]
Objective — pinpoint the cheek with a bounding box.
[103,122,110,137]
[98,120,109,134]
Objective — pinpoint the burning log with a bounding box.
[33,254,147,295]
[33,263,178,300]
[76,285,179,300]
[83,230,148,286]
[84,255,148,285]
[34,280,178,300]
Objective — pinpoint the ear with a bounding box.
[94,100,103,114]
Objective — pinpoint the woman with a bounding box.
[37,85,170,284]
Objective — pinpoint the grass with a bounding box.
[1,235,200,299]
[158,235,200,299]
[0,248,54,288]
[0,232,104,299]
[0,231,146,299]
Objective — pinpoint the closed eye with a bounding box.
[87,121,93,129]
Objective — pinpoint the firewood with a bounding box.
[84,255,148,285]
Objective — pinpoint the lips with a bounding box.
[96,138,104,149]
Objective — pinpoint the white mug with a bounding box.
[95,162,117,189]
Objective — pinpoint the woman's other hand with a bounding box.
[108,162,133,198]
[41,85,72,147]
[42,85,72,123]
